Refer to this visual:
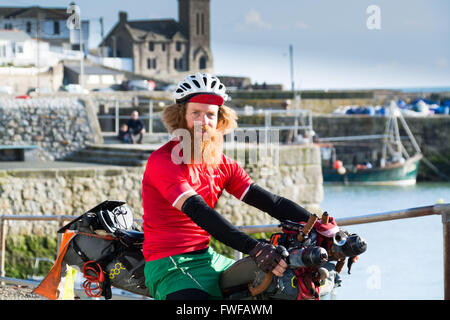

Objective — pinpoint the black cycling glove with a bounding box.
[249,242,289,273]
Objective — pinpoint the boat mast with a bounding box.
[397,108,422,155]
[382,101,422,166]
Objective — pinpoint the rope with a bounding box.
[422,156,450,181]
[81,261,105,298]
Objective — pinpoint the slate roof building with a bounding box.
[101,0,213,81]
[0,5,89,53]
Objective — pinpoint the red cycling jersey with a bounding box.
[141,139,253,261]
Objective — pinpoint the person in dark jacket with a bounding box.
[126,110,146,144]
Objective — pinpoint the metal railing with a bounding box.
[1,203,449,299]
[95,98,314,143]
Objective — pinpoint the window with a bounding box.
[102,75,115,84]
[26,22,32,33]
[87,75,100,84]
[16,43,24,54]
[54,21,60,35]
[196,13,200,35]
[176,41,182,52]
[161,43,166,51]
[149,42,154,51]
[174,58,183,70]
[201,13,205,35]
[147,58,157,69]
[199,56,207,69]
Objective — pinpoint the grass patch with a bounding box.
[5,235,58,279]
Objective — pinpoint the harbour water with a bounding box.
[321,182,449,300]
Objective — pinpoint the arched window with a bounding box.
[199,56,207,69]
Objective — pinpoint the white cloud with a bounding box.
[235,9,272,31]
[245,9,272,29]
[295,22,309,30]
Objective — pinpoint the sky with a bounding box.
[3,0,450,90]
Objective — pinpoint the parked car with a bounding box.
[93,87,116,92]
[60,84,89,94]
[15,94,30,99]
[160,83,177,92]
[27,87,53,95]
[122,80,155,91]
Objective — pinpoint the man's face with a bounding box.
[131,112,139,120]
[182,102,222,165]
[185,102,219,133]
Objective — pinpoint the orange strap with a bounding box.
[33,230,76,300]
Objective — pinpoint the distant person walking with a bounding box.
[127,110,146,144]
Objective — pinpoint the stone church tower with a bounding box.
[102,0,213,82]
[178,0,213,73]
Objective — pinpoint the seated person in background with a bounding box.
[127,110,146,144]
[118,124,130,143]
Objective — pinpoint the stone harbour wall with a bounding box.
[0,144,323,236]
[0,97,102,160]
[0,166,144,236]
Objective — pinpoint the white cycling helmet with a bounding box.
[173,72,229,106]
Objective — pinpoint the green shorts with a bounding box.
[144,247,235,300]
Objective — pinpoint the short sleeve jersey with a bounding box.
[141,139,253,261]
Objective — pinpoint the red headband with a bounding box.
[188,94,224,106]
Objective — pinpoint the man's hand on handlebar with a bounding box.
[249,242,289,277]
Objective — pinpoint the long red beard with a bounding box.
[177,124,224,166]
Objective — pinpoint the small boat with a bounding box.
[318,101,423,186]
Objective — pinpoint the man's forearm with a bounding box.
[242,183,311,222]
[181,194,259,254]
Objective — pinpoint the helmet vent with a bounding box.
[173,73,228,104]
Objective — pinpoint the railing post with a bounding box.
[0,217,6,280]
[115,100,119,135]
[442,210,450,300]
[56,216,65,255]
[148,99,153,134]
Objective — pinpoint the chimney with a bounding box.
[119,11,127,24]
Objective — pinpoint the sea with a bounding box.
[320,182,449,300]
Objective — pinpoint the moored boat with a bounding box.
[318,101,423,185]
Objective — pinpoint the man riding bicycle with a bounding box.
[142,72,333,300]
